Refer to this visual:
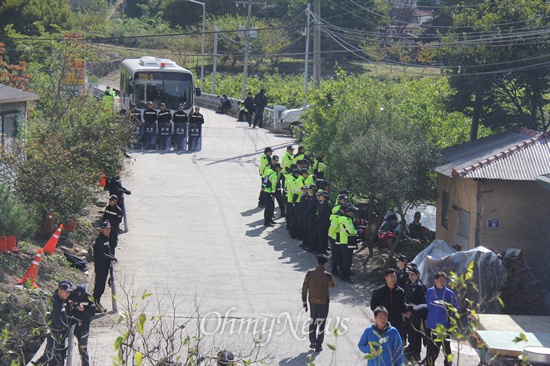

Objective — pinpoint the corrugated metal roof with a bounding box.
[435,129,550,181]
[0,84,39,103]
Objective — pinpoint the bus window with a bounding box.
[163,73,193,110]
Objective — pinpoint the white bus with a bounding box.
[119,56,199,113]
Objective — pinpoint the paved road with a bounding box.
[86,109,480,366]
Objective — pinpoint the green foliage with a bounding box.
[438,0,550,133]
[0,291,49,364]
[0,31,133,223]
[0,183,38,237]
[0,0,76,37]
[204,71,306,106]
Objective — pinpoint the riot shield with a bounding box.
[158,122,172,151]
[142,122,157,150]
[173,123,188,152]
[132,125,143,149]
[188,124,202,152]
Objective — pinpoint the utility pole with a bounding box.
[241,0,253,100]
[303,3,310,108]
[313,0,321,89]
[212,28,218,94]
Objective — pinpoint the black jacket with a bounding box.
[68,285,95,331]
[93,233,115,265]
[370,284,407,328]
[49,292,71,333]
[103,203,123,227]
[316,200,331,233]
[405,279,426,311]
[157,109,172,124]
[106,177,131,201]
[143,107,157,124]
[397,268,409,291]
[173,110,188,124]
[254,92,267,109]
[189,112,204,125]
[244,96,255,112]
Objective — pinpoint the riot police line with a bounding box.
[129,102,205,152]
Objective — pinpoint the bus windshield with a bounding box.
[133,72,193,110]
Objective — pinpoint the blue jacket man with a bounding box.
[425,271,459,366]
[358,306,404,366]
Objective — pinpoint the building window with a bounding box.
[459,209,470,240]
[441,190,449,229]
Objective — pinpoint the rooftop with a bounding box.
[0,84,39,103]
[435,129,550,181]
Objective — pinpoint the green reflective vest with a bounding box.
[259,154,270,176]
[293,176,304,202]
[293,153,305,164]
[281,151,293,172]
[338,215,357,245]
[263,169,278,194]
[329,212,342,240]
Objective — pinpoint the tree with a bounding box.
[0,42,32,91]
[438,0,550,136]
[0,0,75,37]
[0,30,133,223]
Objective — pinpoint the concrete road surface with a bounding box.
[86,109,480,366]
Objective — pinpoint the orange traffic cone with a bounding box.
[6,235,19,253]
[43,224,64,255]
[17,248,43,288]
[0,236,7,254]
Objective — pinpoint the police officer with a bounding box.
[188,105,204,151]
[142,101,157,149]
[172,103,188,151]
[339,204,358,283]
[284,165,298,232]
[68,285,96,366]
[92,222,117,313]
[243,91,255,126]
[157,103,172,151]
[105,176,131,218]
[304,185,318,250]
[315,191,332,255]
[263,163,281,227]
[404,265,427,361]
[258,147,273,207]
[102,194,123,255]
[272,157,286,218]
[281,146,294,172]
[395,254,410,290]
[293,146,306,164]
[35,280,79,366]
[289,169,305,239]
[313,151,327,188]
[329,204,346,276]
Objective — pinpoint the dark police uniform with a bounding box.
[68,285,96,366]
[102,201,123,254]
[405,277,427,360]
[315,194,332,255]
[92,230,116,309]
[142,106,157,149]
[188,109,204,151]
[157,107,172,151]
[172,109,188,151]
